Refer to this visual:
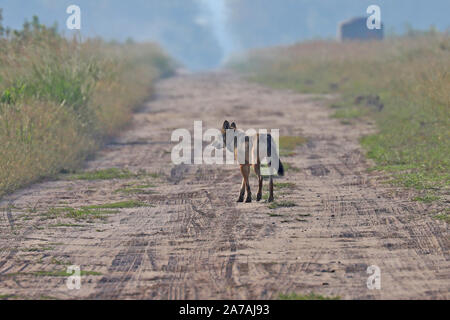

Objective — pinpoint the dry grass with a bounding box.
[0,14,174,197]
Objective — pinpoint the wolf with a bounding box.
[214,120,284,203]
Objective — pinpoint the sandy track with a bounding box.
[0,72,448,299]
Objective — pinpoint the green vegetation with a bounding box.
[45,201,147,221]
[434,208,450,223]
[268,201,296,209]
[47,207,116,220]
[230,33,449,192]
[279,136,307,156]
[49,223,85,228]
[115,183,155,194]
[68,168,139,181]
[298,213,311,217]
[273,182,295,189]
[268,212,283,217]
[434,213,449,223]
[83,200,147,209]
[283,162,301,173]
[413,194,440,203]
[263,182,295,193]
[50,258,72,265]
[0,12,174,197]
[278,292,340,300]
[21,246,53,252]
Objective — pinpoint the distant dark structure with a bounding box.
[338,17,384,41]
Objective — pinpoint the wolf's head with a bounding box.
[213,120,236,149]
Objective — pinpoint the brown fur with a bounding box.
[222,120,281,203]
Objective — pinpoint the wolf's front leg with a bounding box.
[241,165,251,202]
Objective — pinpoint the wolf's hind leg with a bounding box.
[237,165,248,202]
[268,175,274,202]
[237,177,245,202]
[253,164,263,201]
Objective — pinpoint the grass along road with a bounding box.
[230,34,450,203]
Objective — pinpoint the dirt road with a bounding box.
[0,72,448,299]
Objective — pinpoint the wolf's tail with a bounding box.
[278,159,285,176]
[267,133,284,177]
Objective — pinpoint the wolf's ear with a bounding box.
[230,122,236,130]
[222,120,230,130]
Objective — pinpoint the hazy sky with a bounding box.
[1,0,449,69]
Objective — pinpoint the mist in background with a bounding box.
[200,0,237,62]
[1,0,449,70]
